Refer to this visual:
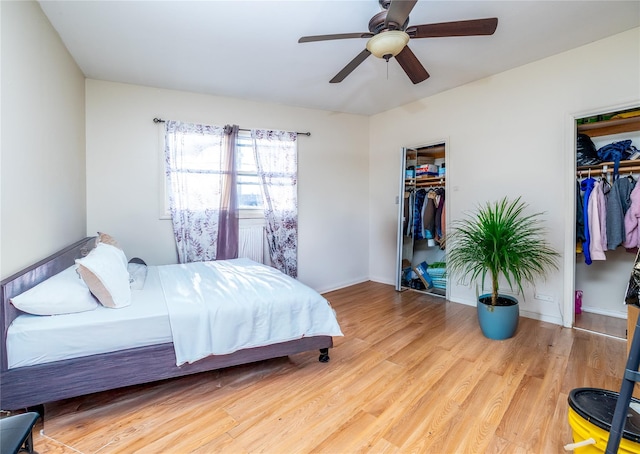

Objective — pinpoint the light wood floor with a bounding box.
[26,281,637,453]
[574,310,627,339]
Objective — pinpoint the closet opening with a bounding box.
[396,142,447,299]
[573,106,640,339]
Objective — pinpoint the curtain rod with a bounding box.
[153,118,310,137]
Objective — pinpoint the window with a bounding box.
[160,130,263,219]
[236,132,264,212]
[162,120,297,273]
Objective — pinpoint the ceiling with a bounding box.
[38,0,640,116]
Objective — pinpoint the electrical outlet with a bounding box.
[534,293,554,302]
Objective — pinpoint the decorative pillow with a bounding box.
[10,266,99,315]
[95,232,128,267]
[76,243,131,308]
[97,231,121,249]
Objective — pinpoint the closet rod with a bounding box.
[152,117,310,136]
[577,165,640,176]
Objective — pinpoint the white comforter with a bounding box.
[158,258,343,366]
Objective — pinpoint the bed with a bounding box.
[0,237,341,411]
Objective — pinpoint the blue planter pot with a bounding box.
[477,293,519,340]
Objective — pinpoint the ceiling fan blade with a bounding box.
[395,46,430,84]
[299,32,373,43]
[409,18,498,38]
[330,49,372,83]
[385,0,418,29]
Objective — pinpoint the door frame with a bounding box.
[563,100,640,328]
[396,139,449,300]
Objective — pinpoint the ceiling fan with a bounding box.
[298,0,498,84]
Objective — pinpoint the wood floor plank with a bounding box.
[540,391,575,454]
[189,433,248,454]
[232,359,402,453]
[495,374,546,449]
[308,410,378,453]
[385,391,460,450]
[430,356,491,406]
[438,354,530,453]
[22,281,635,453]
[369,321,430,357]
[224,341,387,445]
[575,311,627,339]
[484,435,530,454]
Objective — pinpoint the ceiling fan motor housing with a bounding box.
[369,10,409,34]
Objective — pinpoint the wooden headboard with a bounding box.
[0,237,96,370]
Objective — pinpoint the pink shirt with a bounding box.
[623,183,640,248]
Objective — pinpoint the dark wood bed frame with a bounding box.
[0,237,333,411]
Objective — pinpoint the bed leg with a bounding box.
[27,404,44,421]
[318,348,330,363]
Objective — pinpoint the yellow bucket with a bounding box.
[567,388,640,453]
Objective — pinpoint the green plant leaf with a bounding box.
[447,196,560,306]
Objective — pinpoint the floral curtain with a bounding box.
[165,120,239,263]
[251,129,298,277]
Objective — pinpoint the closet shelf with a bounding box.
[577,159,640,174]
[578,115,640,138]
[407,145,445,159]
[406,176,446,188]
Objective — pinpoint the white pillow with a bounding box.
[10,266,99,315]
[76,243,131,308]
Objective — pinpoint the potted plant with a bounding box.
[447,196,560,340]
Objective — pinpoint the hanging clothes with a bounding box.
[588,180,606,261]
[422,191,437,240]
[434,187,445,242]
[607,175,636,249]
[576,180,585,252]
[413,189,427,239]
[623,182,640,249]
[439,199,446,250]
[597,179,609,255]
[581,177,597,264]
[403,190,413,236]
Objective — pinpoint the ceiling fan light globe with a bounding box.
[366,30,409,59]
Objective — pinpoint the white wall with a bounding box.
[85,80,369,292]
[369,28,640,326]
[0,1,86,279]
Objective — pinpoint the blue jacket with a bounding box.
[581,177,596,265]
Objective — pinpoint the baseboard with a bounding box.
[519,309,564,326]
[368,276,394,287]
[580,306,627,319]
[317,277,370,295]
